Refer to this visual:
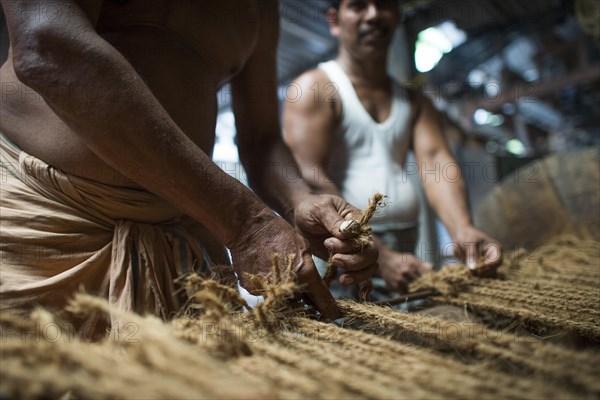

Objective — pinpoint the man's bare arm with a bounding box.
[233,10,343,218]
[284,79,433,290]
[282,70,378,287]
[413,95,502,271]
[233,2,379,277]
[3,0,266,246]
[282,69,341,197]
[412,97,472,237]
[232,7,370,250]
[231,5,313,219]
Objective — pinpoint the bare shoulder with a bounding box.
[286,68,341,118]
[2,0,103,26]
[283,67,340,163]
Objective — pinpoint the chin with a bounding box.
[360,41,391,53]
[362,36,393,48]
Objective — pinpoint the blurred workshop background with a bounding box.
[210,0,600,265]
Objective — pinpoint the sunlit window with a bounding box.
[474,108,505,127]
[415,21,466,73]
[505,139,526,156]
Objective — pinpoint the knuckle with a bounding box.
[314,197,331,209]
[294,260,314,280]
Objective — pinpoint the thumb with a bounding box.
[313,203,357,240]
[237,271,261,295]
[419,261,434,274]
[483,242,502,267]
[455,239,478,270]
[465,242,478,270]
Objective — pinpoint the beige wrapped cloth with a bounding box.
[0,133,229,328]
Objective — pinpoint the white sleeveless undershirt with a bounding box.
[318,60,419,230]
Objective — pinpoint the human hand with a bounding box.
[453,225,503,277]
[378,247,433,293]
[228,209,339,320]
[292,194,379,289]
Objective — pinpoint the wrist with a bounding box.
[224,205,276,249]
[374,240,394,268]
[451,223,477,242]
[284,191,314,223]
[372,235,392,256]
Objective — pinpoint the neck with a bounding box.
[336,47,390,88]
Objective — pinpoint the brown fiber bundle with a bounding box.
[411,236,600,341]
[1,237,599,399]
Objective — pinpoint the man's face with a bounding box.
[329,0,400,57]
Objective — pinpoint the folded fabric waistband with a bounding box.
[0,131,183,224]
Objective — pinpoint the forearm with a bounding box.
[11,27,266,246]
[300,165,342,197]
[371,234,391,276]
[240,139,315,221]
[421,151,472,239]
[261,147,342,211]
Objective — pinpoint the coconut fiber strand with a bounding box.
[411,235,600,341]
[1,237,599,399]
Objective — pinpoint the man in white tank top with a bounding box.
[283,0,502,300]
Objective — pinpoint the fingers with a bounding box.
[465,243,479,271]
[482,242,503,267]
[238,275,260,295]
[327,195,360,221]
[388,279,409,293]
[358,280,373,302]
[381,257,430,293]
[324,237,360,253]
[471,265,497,278]
[400,261,425,283]
[296,253,339,321]
[418,261,434,274]
[402,270,420,282]
[325,236,378,270]
[397,283,409,293]
[471,243,502,277]
[311,198,359,240]
[455,239,502,277]
[454,240,481,270]
[454,227,503,276]
[339,263,378,285]
[329,242,378,272]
